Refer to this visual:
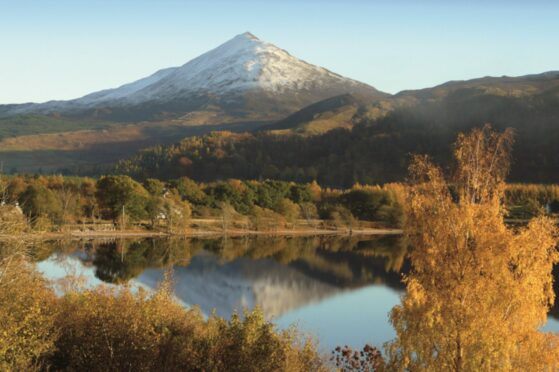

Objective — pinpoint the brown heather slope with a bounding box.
[0,119,272,173]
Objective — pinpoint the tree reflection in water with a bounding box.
[33,235,409,289]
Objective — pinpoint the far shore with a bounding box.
[0,226,403,241]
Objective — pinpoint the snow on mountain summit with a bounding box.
[120,31,366,102]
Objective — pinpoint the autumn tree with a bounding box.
[52,179,81,224]
[145,196,165,228]
[95,176,149,223]
[217,202,233,232]
[78,178,98,221]
[250,206,285,231]
[299,202,318,226]
[329,205,357,232]
[386,125,559,371]
[173,177,207,205]
[18,184,64,227]
[162,191,192,234]
[276,198,300,227]
[143,178,166,196]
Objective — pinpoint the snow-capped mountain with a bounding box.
[1,32,386,121]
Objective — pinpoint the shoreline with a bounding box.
[1,227,403,241]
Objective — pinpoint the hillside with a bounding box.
[260,71,559,135]
[261,93,400,135]
[117,71,559,186]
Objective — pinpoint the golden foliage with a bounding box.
[250,206,286,231]
[386,125,559,371]
[0,248,325,371]
[53,284,198,371]
[0,205,28,234]
[0,242,57,371]
[277,198,301,225]
[52,285,324,371]
[198,309,325,372]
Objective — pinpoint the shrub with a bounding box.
[0,205,27,234]
[0,245,58,371]
[250,206,286,231]
[0,249,326,371]
[49,285,324,371]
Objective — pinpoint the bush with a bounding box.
[0,248,57,371]
[52,286,192,371]
[0,205,27,234]
[276,198,300,225]
[328,205,357,230]
[50,285,324,371]
[250,206,286,231]
[197,310,325,372]
[0,252,326,371]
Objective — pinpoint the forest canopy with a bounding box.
[115,84,559,188]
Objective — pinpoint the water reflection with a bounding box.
[34,236,408,290]
[33,236,558,350]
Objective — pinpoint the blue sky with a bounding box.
[1,0,558,103]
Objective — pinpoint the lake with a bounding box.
[34,236,559,352]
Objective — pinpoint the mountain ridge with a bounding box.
[264,70,559,134]
[0,32,386,121]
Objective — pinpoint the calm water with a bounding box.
[34,236,559,351]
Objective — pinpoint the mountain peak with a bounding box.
[225,32,261,47]
[241,31,259,40]
[1,32,385,118]
[149,31,373,97]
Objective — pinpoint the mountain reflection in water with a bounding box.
[34,236,559,350]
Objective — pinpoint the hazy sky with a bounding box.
[1,0,558,103]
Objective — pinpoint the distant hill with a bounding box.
[261,71,559,135]
[116,71,559,186]
[261,93,399,135]
[396,71,559,100]
[260,94,385,135]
